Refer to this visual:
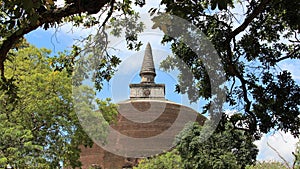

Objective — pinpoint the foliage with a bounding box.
[246,140,300,169]
[175,119,258,169]
[0,43,117,168]
[1,0,299,166]
[245,161,289,169]
[135,116,258,169]
[294,141,300,169]
[0,0,105,78]
[152,0,300,138]
[0,0,144,167]
[109,12,145,50]
[134,150,183,169]
[0,0,144,86]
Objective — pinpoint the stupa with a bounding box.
[78,43,206,169]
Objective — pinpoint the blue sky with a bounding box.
[24,0,300,166]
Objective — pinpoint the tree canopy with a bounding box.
[0,0,300,167]
[294,141,300,169]
[1,0,299,140]
[175,121,258,169]
[0,42,117,168]
[245,161,289,169]
[0,0,111,77]
[155,0,300,138]
[135,118,258,169]
[134,150,183,169]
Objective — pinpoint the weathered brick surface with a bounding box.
[79,100,205,169]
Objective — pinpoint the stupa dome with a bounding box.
[78,43,206,169]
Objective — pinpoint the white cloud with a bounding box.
[229,2,247,28]
[224,109,238,117]
[109,42,174,102]
[279,60,300,82]
[255,131,298,166]
[224,109,299,165]
[113,42,170,75]
[28,2,299,164]
[55,0,65,7]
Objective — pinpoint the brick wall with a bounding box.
[79,100,206,169]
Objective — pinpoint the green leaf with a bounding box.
[23,0,34,10]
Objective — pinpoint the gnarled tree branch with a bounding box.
[0,0,112,79]
[227,0,270,41]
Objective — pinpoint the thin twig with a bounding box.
[267,141,291,168]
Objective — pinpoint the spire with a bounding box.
[129,43,165,98]
[140,43,156,83]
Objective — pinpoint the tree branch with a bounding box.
[100,0,115,29]
[0,0,112,78]
[224,40,257,133]
[227,0,270,41]
[267,141,291,168]
[275,46,300,62]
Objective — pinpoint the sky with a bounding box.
[24,0,299,166]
